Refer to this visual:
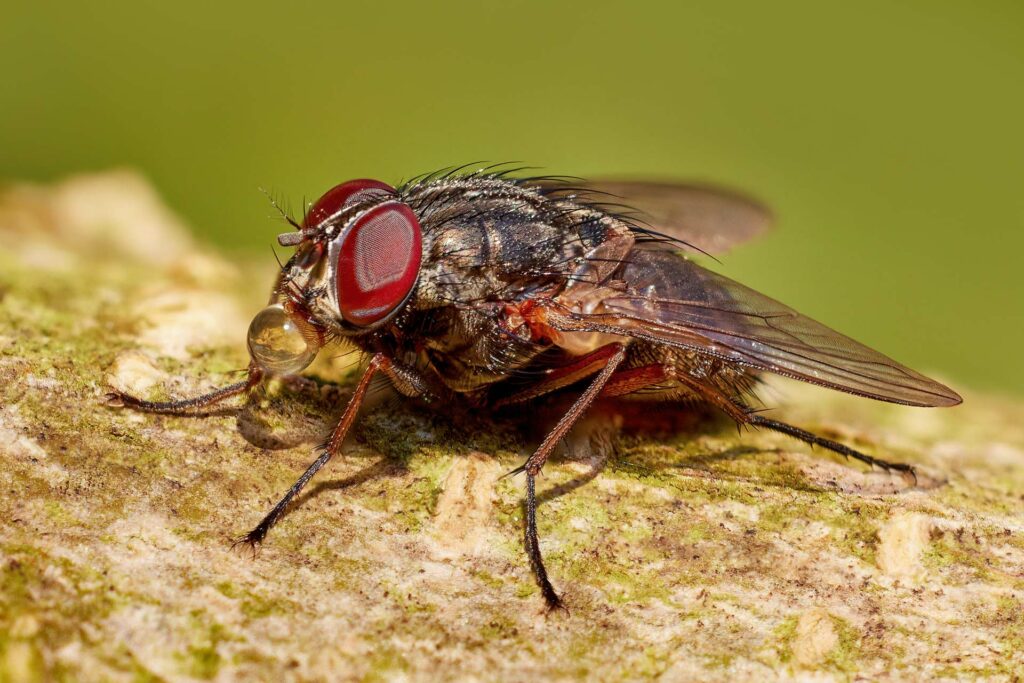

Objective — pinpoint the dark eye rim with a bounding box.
[305,178,396,231]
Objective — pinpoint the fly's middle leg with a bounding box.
[511,343,627,611]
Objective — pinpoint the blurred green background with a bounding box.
[2,1,1022,395]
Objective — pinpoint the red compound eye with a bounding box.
[335,201,422,326]
[305,179,395,229]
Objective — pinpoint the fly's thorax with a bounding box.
[406,178,635,312]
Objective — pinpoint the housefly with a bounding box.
[108,165,961,610]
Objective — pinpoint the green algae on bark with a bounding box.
[1,172,1023,682]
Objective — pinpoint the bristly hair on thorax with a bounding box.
[392,162,710,256]
[265,162,707,258]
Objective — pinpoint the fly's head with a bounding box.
[245,179,425,376]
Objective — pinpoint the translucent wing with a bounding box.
[536,178,773,254]
[554,249,961,407]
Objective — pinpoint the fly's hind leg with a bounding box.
[683,377,918,485]
[747,415,917,485]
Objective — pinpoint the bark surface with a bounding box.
[1,172,1022,682]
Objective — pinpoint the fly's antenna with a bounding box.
[259,186,306,246]
[277,232,304,247]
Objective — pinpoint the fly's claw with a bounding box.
[885,462,919,487]
[543,594,569,617]
[500,463,528,480]
[230,532,264,560]
[866,453,918,487]
[104,391,127,408]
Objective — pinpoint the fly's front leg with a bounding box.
[511,343,627,611]
[107,362,264,414]
[239,355,388,548]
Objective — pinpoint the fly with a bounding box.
[108,165,962,611]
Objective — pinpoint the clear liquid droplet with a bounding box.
[247,304,317,375]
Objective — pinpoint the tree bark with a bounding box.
[1,172,1022,682]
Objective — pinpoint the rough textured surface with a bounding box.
[1,172,1022,682]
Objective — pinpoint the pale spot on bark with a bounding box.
[133,288,246,360]
[792,608,838,668]
[0,408,49,460]
[877,511,932,579]
[432,451,500,556]
[50,170,195,267]
[106,350,168,397]
[9,614,40,638]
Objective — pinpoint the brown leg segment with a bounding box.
[493,343,626,407]
[512,343,627,611]
[598,363,669,398]
[239,355,388,547]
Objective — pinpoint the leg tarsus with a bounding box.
[230,535,261,560]
[107,365,263,415]
[525,473,564,612]
[748,414,918,486]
